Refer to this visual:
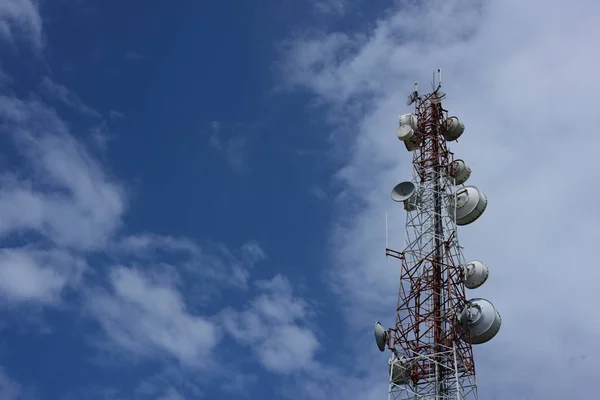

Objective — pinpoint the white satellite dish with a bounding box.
[391,182,415,202]
[392,182,420,212]
[374,322,388,352]
[457,298,501,344]
[447,186,487,225]
[449,159,472,185]
[442,116,465,141]
[463,260,489,289]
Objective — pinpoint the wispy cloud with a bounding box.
[310,0,348,15]
[0,96,125,251]
[0,367,24,400]
[109,110,124,121]
[39,77,102,118]
[0,0,42,49]
[124,51,142,61]
[208,120,251,174]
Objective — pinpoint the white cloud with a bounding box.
[221,274,320,374]
[0,367,23,400]
[207,121,251,173]
[240,241,266,264]
[311,0,348,15]
[39,77,102,118]
[0,0,42,49]
[115,235,264,292]
[0,247,85,304]
[116,234,200,256]
[280,0,600,398]
[0,96,125,251]
[109,110,124,121]
[156,388,185,400]
[86,267,220,366]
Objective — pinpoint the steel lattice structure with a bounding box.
[376,74,501,400]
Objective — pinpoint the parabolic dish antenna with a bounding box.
[457,298,501,344]
[449,159,472,185]
[448,186,487,226]
[391,181,416,203]
[463,260,489,289]
[391,181,421,211]
[374,322,387,352]
[443,116,465,141]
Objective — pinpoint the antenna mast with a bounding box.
[374,70,501,399]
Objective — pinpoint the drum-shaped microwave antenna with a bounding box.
[374,322,388,352]
[396,125,415,141]
[398,113,418,130]
[442,116,465,141]
[449,159,472,185]
[389,356,413,385]
[396,113,418,142]
[463,260,489,289]
[457,298,501,344]
[447,186,487,226]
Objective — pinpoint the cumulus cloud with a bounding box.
[86,267,220,366]
[0,96,125,251]
[221,274,320,374]
[0,248,85,304]
[280,0,600,398]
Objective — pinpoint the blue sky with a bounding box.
[1,0,600,399]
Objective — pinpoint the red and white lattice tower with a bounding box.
[374,71,502,400]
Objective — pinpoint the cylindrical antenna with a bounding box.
[414,82,418,92]
[438,68,442,88]
[385,212,389,249]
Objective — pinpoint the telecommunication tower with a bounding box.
[374,70,501,399]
